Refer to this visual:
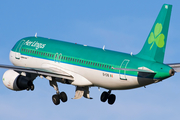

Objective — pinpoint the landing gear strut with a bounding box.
[100,90,116,105]
[50,80,68,105]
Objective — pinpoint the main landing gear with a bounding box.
[52,92,67,105]
[50,80,68,105]
[100,90,116,105]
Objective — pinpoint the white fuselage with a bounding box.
[9,51,153,90]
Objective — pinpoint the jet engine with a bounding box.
[2,69,36,91]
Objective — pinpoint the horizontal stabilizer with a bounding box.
[112,67,154,73]
[167,63,180,72]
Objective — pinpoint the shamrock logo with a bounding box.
[148,23,165,50]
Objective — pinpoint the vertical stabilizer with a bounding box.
[136,4,172,63]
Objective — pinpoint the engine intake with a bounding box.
[16,75,33,90]
[2,69,36,91]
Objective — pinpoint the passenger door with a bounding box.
[15,40,25,59]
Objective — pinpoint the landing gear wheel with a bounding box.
[27,88,30,91]
[60,92,68,102]
[50,80,68,105]
[52,95,60,105]
[30,84,34,91]
[101,91,109,102]
[108,94,116,105]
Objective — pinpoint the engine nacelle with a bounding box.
[2,69,36,91]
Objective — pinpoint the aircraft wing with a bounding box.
[0,64,73,80]
[167,63,180,72]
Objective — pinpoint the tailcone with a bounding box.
[169,69,175,76]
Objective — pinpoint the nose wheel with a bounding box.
[26,84,35,91]
[100,90,116,105]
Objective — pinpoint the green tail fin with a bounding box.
[136,4,172,63]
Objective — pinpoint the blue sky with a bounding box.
[0,0,180,120]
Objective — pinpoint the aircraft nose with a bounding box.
[169,69,175,76]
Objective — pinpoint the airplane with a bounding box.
[0,4,179,105]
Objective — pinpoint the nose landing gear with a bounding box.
[26,83,35,91]
[100,90,116,105]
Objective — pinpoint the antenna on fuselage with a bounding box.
[131,52,133,56]
[35,33,37,38]
[103,45,105,50]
